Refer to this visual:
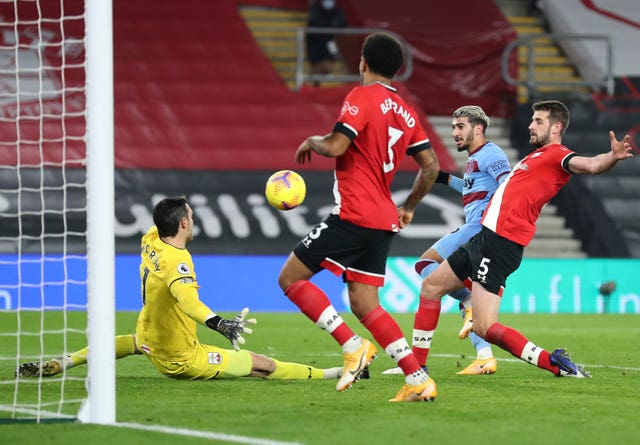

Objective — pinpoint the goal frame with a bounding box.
[84,0,115,424]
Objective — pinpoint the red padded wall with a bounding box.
[340,0,519,118]
[0,0,464,172]
[113,0,457,171]
[113,0,335,170]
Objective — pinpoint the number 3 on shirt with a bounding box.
[384,126,404,173]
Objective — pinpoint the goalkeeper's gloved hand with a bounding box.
[435,171,451,185]
[205,308,257,351]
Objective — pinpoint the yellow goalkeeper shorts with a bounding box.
[144,343,253,380]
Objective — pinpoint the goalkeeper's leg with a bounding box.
[165,346,341,380]
[251,353,340,380]
[67,334,140,367]
[265,358,341,380]
[18,334,140,377]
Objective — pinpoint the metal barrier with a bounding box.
[501,33,614,97]
[294,27,413,91]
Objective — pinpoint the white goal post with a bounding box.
[0,0,114,423]
[85,0,115,425]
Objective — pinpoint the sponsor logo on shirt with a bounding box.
[341,101,359,116]
[463,177,475,189]
[490,159,509,172]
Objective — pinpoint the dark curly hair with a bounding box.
[362,32,404,78]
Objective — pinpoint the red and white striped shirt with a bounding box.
[482,143,575,246]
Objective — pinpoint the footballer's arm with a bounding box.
[173,283,214,323]
[566,131,633,175]
[398,148,439,229]
[295,132,351,163]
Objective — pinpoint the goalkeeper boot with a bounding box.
[456,357,497,375]
[17,359,62,377]
[549,348,591,378]
[389,377,437,402]
[458,307,473,339]
[336,339,377,392]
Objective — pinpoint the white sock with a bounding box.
[341,335,361,354]
[405,368,428,386]
[477,346,493,360]
[520,341,543,365]
[323,367,342,379]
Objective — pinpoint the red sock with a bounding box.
[284,280,355,346]
[361,306,421,375]
[411,298,441,366]
[485,323,558,374]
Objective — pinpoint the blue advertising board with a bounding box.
[1,255,638,314]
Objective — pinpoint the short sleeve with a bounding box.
[334,87,370,139]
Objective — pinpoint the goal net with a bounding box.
[0,0,114,423]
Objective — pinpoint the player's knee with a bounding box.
[251,353,276,377]
[277,272,290,291]
[471,320,490,338]
[278,254,312,291]
[278,266,298,291]
[420,275,445,300]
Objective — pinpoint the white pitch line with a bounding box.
[115,422,304,445]
[286,351,640,373]
[429,353,640,372]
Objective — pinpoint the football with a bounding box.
[265,170,306,210]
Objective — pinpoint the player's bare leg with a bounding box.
[280,253,374,390]
[473,283,589,377]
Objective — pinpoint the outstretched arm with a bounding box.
[175,286,256,350]
[397,148,439,228]
[568,131,633,174]
[295,131,351,164]
[205,308,257,351]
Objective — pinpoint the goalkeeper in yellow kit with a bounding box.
[18,196,340,381]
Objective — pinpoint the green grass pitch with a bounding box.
[1,311,639,444]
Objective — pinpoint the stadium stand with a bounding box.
[113,0,457,172]
[337,0,519,119]
[114,0,333,171]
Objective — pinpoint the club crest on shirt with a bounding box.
[177,263,190,274]
[208,352,222,365]
[513,161,529,172]
[465,159,480,174]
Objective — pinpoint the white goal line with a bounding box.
[114,422,304,445]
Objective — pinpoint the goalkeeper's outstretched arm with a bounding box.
[174,284,256,350]
[205,307,257,351]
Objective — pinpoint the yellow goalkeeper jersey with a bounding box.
[135,226,214,362]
